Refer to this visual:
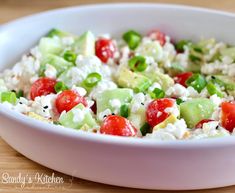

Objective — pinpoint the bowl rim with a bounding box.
[1,3,235,148]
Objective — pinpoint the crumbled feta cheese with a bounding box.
[147,119,188,140]
[146,130,176,141]
[98,109,112,121]
[44,64,57,79]
[31,94,56,118]
[72,108,85,123]
[148,82,162,92]
[109,99,121,112]
[211,107,221,121]
[164,103,180,118]
[72,85,87,96]
[14,97,31,114]
[61,37,75,46]
[166,83,189,99]
[210,94,222,107]
[130,93,145,113]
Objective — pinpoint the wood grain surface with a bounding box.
[1,0,235,192]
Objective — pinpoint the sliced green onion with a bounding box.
[63,50,77,63]
[189,54,201,62]
[128,56,147,72]
[83,72,102,88]
[1,92,17,104]
[176,98,184,105]
[16,90,24,98]
[193,46,203,53]
[186,74,207,92]
[206,81,224,97]
[175,40,191,52]
[54,81,68,93]
[123,30,142,50]
[120,104,129,118]
[150,88,165,99]
[140,122,151,136]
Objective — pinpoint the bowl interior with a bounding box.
[1,4,235,71]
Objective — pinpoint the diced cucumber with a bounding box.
[39,37,63,55]
[73,31,95,56]
[59,104,97,130]
[57,67,73,87]
[46,28,71,38]
[40,54,73,76]
[180,98,215,128]
[136,40,163,61]
[96,88,133,115]
[117,68,151,93]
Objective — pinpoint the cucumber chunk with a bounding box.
[39,37,63,55]
[180,98,215,128]
[73,31,95,56]
[40,54,73,76]
[59,104,97,130]
[96,88,133,115]
[46,28,70,38]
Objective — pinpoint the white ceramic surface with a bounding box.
[1,4,235,190]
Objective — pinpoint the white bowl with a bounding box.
[1,3,235,190]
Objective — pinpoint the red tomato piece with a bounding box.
[55,90,87,114]
[30,77,57,100]
[174,72,193,87]
[195,119,214,129]
[95,38,116,63]
[100,115,137,137]
[146,98,175,127]
[221,102,235,132]
[148,30,166,46]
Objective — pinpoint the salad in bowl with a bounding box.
[0,28,235,141]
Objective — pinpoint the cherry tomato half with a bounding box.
[30,77,57,100]
[95,38,116,63]
[148,30,166,46]
[174,72,193,87]
[146,98,175,127]
[55,90,87,114]
[221,101,235,132]
[195,119,214,129]
[100,115,137,137]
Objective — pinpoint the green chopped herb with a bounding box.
[54,81,68,93]
[128,56,147,72]
[16,90,24,98]
[123,30,142,50]
[140,122,151,136]
[63,50,77,63]
[175,40,191,52]
[150,88,165,99]
[186,74,207,92]
[120,104,129,118]
[206,81,224,97]
[176,98,184,105]
[83,72,102,88]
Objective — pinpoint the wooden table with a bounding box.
[1,0,235,192]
